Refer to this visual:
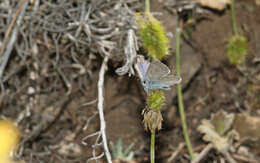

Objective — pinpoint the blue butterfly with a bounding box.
[137,58,181,92]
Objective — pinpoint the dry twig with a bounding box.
[191,143,214,163]
[97,55,112,163]
[167,143,185,162]
[0,0,28,79]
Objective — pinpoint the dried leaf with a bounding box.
[198,120,230,153]
[211,110,234,136]
[233,113,260,145]
[256,0,260,6]
[198,110,235,153]
[116,30,138,76]
[195,0,231,10]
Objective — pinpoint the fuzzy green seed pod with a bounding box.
[227,34,248,65]
[147,90,165,111]
[136,12,169,60]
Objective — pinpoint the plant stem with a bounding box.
[145,0,150,13]
[231,0,238,35]
[150,132,155,163]
[175,27,195,160]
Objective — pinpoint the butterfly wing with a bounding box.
[159,75,182,86]
[145,59,170,80]
[147,75,181,90]
[137,58,150,80]
[144,59,182,91]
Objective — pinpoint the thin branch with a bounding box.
[223,152,237,163]
[191,144,214,163]
[0,0,29,79]
[80,99,98,107]
[82,131,101,146]
[87,152,105,163]
[97,55,112,163]
[167,143,185,162]
[83,112,98,131]
[116,29,138,76]
[232,154,260,163]
[0,0,27,57]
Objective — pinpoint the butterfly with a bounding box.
[137,58,182,92]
